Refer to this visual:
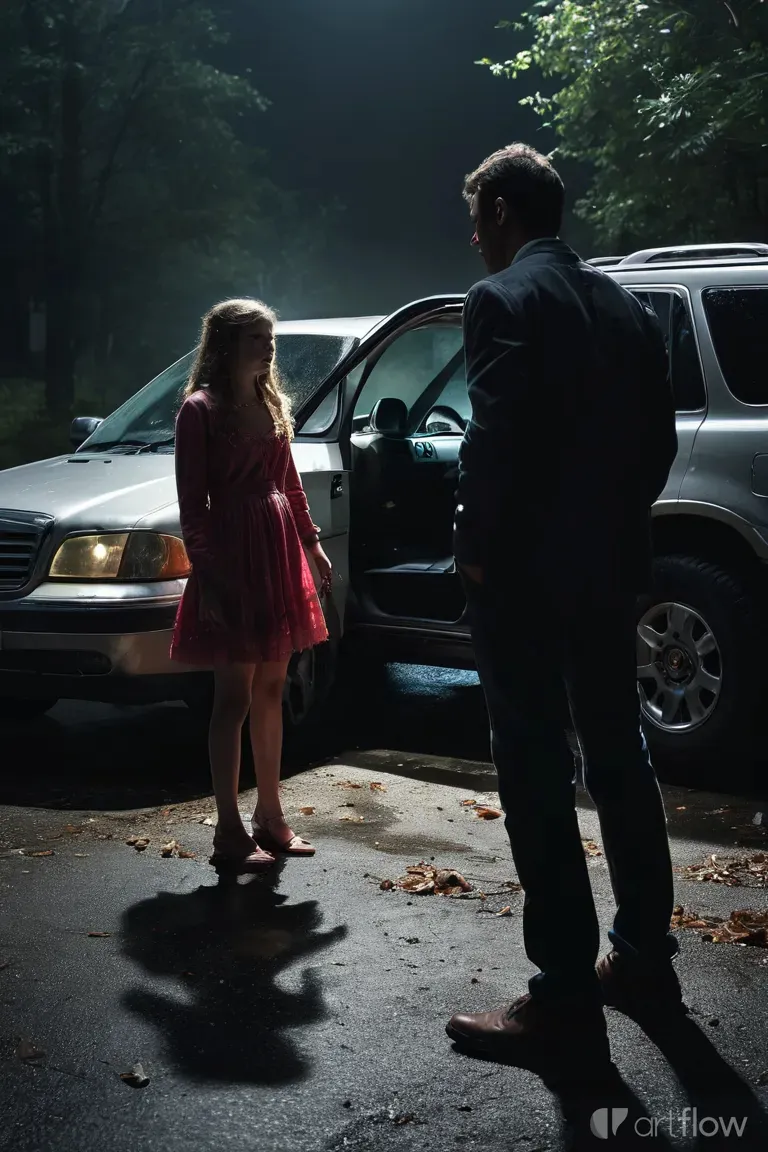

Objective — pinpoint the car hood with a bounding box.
[0,452,178,531]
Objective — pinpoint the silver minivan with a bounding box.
[2,243,768,776]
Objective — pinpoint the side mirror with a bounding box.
[70,416,103,449]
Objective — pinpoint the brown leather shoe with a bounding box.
[446,993,611,1078]
[597,949,688,1021]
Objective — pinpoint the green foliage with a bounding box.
[487,0,768,248]
[0,0,338,422]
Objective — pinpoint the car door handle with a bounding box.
[331,474,344,500]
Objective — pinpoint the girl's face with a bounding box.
[236,319,276,378]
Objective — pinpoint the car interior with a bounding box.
[348,316,469,625]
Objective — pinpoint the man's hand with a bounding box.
[458,563,484,586]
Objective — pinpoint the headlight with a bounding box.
[49,532,190,580]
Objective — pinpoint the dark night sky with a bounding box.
[225,1,561,316]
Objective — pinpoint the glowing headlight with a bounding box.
[49,532,190,580]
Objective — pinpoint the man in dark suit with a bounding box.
[446,144,681,1078]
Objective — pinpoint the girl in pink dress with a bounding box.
[171,298,331,871]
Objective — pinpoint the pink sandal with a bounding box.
[210,831,275,872]
[251,814,316,856]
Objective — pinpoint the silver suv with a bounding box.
[0,242,767,777]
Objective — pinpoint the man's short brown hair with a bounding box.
[463,144,565,237]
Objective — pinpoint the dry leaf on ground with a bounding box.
[160,840,179,857]
[334,780,363,790]
[22,850,54,858]
[177,849,196,860]
[16,1039,46,1063]
[202,816,214,826]
[474,807,502,820]
[496,906,512,917]
[672,905,768,946]
[126,837,150,851]
[339,815,365,823]
[460,799,477,807]
[680,853,768,888]
[395,862,472,897]
[120,1062,150,1088]
[87,932,111,938]
[583,840,603,858]
[64,824,83,835]
[299,806,315,815]
[370,782,387,793]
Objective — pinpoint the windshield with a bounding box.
[83,332,355,451]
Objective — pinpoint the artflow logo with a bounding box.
[590,1109,629,1140]
[590,1106,748,1139]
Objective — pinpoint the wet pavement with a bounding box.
[2,666,768,1150]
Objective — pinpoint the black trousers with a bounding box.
[465,570,677,1002]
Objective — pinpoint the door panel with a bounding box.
[292,440,350,630]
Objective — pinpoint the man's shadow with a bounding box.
[120,863,347,1084]
[450,1011,768,1150]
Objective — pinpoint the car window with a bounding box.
[84,333,354,449]
[632,290,706,411]
[702,287,768,405]
[354,323,466,427]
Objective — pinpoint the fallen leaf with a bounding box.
[177,849,196,860]
[474,807,502,820]
[676,806,687,811]
[370,782,387,792]
[679,852,768,888]
[87,932,111,938]
[16,1039,46,1063]
[120,1062,150,1088]
[73,853,90,859]
[299,806,315,815]
[202,817,214,826]
[394,862,472,897]
[672,905,768,947]
[496,906,512,917]
[22,850,54,858]
[334,780,363,790]
[582,840,603,858]
[460,799,477,807]
[160,840,179,857]
[64,824,84,835]
[339,815,365,823]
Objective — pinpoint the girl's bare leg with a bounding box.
[210,662,258,852]
[249,659,290,828]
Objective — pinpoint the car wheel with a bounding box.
[636,555,761,779]
[0,697,58,721]
[284,638,338,733]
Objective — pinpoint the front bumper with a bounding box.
[0,581,206,704]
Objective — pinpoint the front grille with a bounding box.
[0,510,53,591]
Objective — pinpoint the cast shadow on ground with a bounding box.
[120,861,347,1084]
[449,1010,768,1151]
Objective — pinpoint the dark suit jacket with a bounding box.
[454,239,677,595]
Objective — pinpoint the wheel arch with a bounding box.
[651,510,767,590]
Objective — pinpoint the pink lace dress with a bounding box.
[170,390,328,665]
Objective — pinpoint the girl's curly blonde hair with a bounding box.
[184,298,293,439]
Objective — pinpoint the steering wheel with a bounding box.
[424,405,466,434]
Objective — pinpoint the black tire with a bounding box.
[0,697,58,722]
[183,639,340,739]
[637,554,762,780]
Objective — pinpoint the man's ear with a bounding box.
[494,197,509,227]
